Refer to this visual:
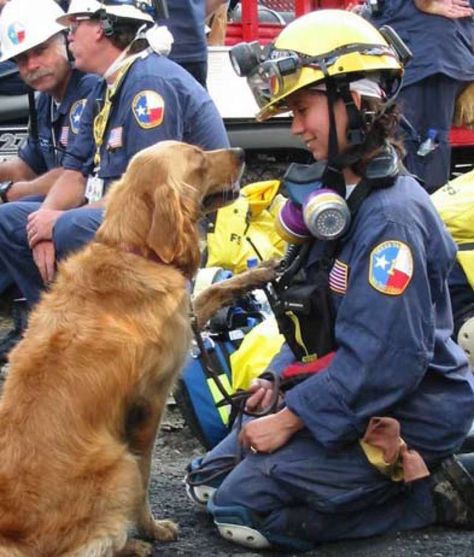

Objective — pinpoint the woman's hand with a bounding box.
[239,407,304,454]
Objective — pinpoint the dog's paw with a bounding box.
[117,539,153,557]
[146,519,179,542]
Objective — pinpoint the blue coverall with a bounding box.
[370,1,474,191]
[0,69,96,295]
[198,174,474,550]
[0,51,229,305]
[160,0,209,87]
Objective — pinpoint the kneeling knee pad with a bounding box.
[458,317,474,368]
[208,500,314,551]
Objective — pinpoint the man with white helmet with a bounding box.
[0,0,228,332]
[0,0,97,361]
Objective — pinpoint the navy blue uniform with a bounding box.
[0,68,96,296]
[62,50,228,190]
[159,0,208,86]
[0,51,229,304]
[197,175,474,549]
[18,69,96,175]
[370,2,474,191]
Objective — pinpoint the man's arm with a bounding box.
[206,0,227,17]
[415,0,473,18]
[6,167,64,202]
[40,168,87,210]
[0,157,36,182]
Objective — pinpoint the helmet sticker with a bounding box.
[132,90,165,129]
[7,22,26,45]
[69,99,87,134]
[369,240,413,296]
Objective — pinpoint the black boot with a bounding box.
[0,297,28,363]
[432,454,474,528]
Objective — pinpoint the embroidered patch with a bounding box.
[7,22,25,45]
[132,90,165,129]
[369,240,413,296]
[59,126,69,147]
[69,99,87,134]
[329,258,349,294]
[107,126,123,150]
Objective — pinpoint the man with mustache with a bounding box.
[0,0,97,361]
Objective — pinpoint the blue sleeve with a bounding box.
[61,89,96,176]
[18,94,48,176]
[285,217,438,449]
[122,75,184,158]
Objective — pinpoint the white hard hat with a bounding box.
[0,0,67,62]
[56,0,154,26]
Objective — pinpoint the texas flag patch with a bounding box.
[132,90,165,129]
[369,240,413,296]
[7,22,25,45]
[69,99,87,134]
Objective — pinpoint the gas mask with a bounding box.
[276,161,351,243]
[276,144,400,244]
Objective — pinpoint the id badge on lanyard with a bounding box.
[85,173,105,203]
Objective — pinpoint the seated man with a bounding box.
[0,0,229,326]
[0,0,96,360]
[431,170,474,367]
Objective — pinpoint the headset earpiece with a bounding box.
[100,11,115,37]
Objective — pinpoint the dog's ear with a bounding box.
[147,180,185,264]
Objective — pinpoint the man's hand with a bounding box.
[239,407,304,454]
[27,209,63,248]
[415,0,474,18]
[32,240,56,285]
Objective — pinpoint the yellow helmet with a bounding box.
[247,9,405,121]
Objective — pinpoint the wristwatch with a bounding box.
[0,180,13,203]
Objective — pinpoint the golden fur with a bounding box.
[193,260,279,330]
[0,141,244,557]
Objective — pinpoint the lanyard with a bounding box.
[92,57,135,169]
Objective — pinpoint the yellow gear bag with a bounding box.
[431,171,474,289]
[230,317,285,392]
[206,180,287,274]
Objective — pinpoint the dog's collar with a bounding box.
[121,244,163,264]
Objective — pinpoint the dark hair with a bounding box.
[105,17,149,53]
[345,97,405,176]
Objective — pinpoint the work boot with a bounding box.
[431,455,474,528]
[0,297,28,363]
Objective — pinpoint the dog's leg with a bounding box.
[192,262,279,329]
[126,397,178,543]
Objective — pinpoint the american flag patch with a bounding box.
[329,259,349,294]
[59,126,69,147]
[107,127,123,150]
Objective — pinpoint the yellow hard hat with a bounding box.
[251,9,404,121]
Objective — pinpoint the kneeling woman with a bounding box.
[186,9,474,551]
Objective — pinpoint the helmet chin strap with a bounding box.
[320,70,368,200]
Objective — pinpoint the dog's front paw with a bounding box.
[146,519,179,542]
[117,539,153,557]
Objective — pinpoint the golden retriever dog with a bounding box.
[0,140,244,557]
